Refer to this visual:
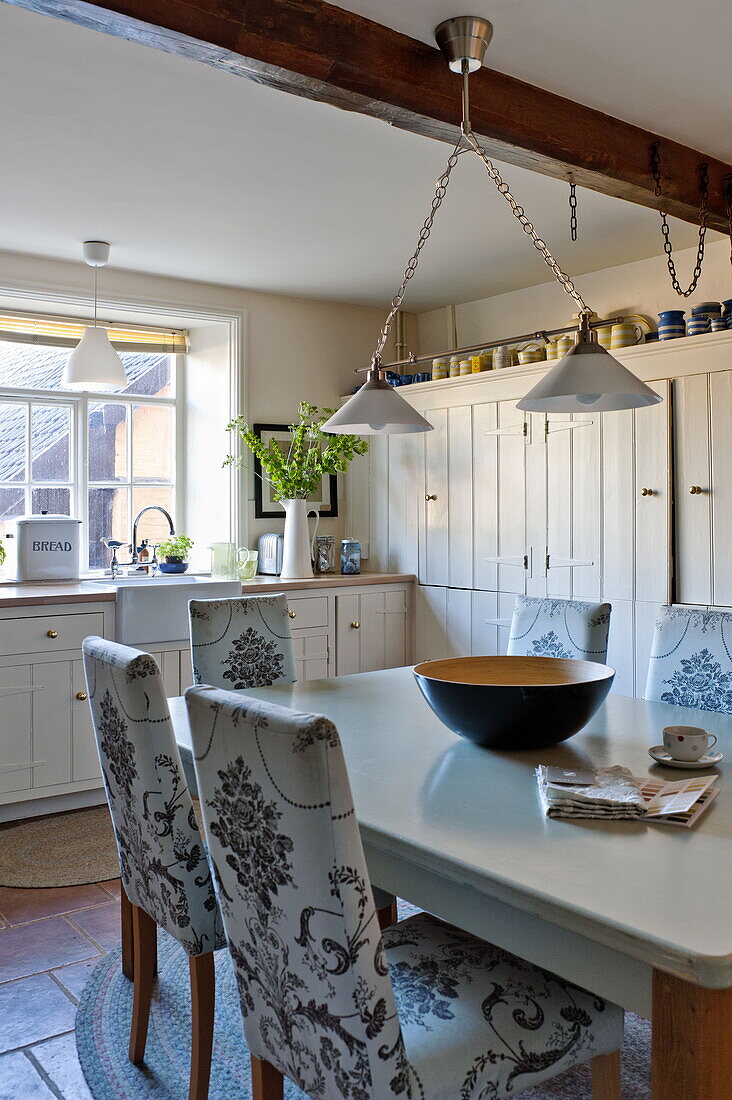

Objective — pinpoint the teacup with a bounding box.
[517,341,545,365]
[663,725,718,762]
[611,321,644,349]
[711,317,727,333]
[687,317,710,337]
[238,549,259,580]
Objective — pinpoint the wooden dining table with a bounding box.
[170,666,732,1099]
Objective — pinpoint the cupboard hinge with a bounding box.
[523,554,529,570]
[546,552,550,571]
[522,421,528,436]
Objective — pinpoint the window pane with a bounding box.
[0,486,24,544]
[88,402,127,482]
[0,342,72,391]
[120,353,173,397]
[31,487,71,515]
[131,488,174,548]
[0,402,27,482]
[32,405,70,481]
[88,486,129,571]
[132,404,173,482]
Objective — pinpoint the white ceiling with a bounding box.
[340,0,732,162]
[0,2,714,311]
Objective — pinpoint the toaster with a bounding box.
[257,532,284,575]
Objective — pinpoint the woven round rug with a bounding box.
[0,805,118,887]
[77,927,651,1099]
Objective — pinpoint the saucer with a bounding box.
[649,745,723,769]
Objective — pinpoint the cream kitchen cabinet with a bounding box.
[674,370,732,607]
[336,587,408,674]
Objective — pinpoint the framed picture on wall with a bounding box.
[252,423,339,519]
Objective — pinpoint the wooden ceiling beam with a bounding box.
[6,0,732,232]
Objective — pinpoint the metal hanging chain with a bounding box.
[569,178,578,242]
[650,141,709,297]
[371,138,465,364]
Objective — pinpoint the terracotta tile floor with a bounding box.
[0,879,120,1098]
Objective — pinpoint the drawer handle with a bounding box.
[639,488,654,497]
[350,621,360,629]
[425,493,437,501]
[288,610,296,619]
[76,692,88,701]
[46,629,59,639]
[689,485,704,495]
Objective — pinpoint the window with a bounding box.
[0,334,182,571]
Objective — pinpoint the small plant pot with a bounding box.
[159,556,189,574]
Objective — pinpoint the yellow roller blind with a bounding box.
[0,311,188,353]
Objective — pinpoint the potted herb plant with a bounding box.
[155,534,194,574]
[227,403,368,579]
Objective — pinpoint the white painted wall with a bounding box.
[0,249,391,554]
[416,238,731,355]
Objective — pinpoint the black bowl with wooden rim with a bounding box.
[413,655,615,749]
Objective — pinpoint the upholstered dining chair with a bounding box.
[188,594,398,927]
[82,637,225,1100]
[507,596,612,664]
[189,594,297,691]
[186,683,624,1100]
[645,605,732,712]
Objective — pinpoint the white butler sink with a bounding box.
[83,575,241,643]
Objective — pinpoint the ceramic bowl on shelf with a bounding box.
[413,655,614,749]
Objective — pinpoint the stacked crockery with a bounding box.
[722,299,732,328]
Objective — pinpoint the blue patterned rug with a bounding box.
[76,904,651,1098]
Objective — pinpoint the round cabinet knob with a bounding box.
[350,621,360,629]
[46,629,58,638]
[288,610,296,619]
[689,485,703,495]
[425,493,437,501]
[639,488,653,497]
[76,692,87,701]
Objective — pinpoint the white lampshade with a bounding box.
[517,339,662,412]
[62,326,127,390]
[322,376,434,434]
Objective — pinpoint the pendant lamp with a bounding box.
[323,16,661,435]
[62,241,127,390]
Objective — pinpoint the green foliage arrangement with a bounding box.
[156,534,194,561]
[0,542,5,567]
[226,402,368,500]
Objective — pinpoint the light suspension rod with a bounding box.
[363,316,625,374]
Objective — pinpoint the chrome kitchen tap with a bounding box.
[102,506,175,578]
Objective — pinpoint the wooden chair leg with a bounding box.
[377,899,399,930]
[189,952,215,1100]
[121,888,134,981]
[591,1050,621,1100]
[129,905,157,1065]
[251,1055,284,1100]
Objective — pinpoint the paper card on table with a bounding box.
[545,766,596,786]
[636,774,718,818]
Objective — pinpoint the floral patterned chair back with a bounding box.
[189,595,297,690]
[82,637,223,956]
[507,596,612,663]
[645,606,732,712]
[185,684,408,1096]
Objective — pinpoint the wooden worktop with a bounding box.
[0,572,414,609]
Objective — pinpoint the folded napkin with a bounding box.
[536,765,647,820]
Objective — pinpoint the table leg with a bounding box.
[652,969,732,1099]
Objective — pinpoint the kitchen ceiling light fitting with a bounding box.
[323,15,661,435]
[62,241,127,390]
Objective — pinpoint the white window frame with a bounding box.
[0,353,182,572]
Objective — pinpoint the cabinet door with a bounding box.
[368,435,390,571]
[387,434,422,575]
[0,665,33,794]
[710,371,732,606]
[32,660,72,789]
[602,409,635,602]
[446,588,473,657]
[482,402,527,594]
[448,405,473,589]
[545,414,601,599]
[336,589,408,675]
[292,633,329,681]
[635,382,671,604]
[420,408,449,586]
[414,585,448,664]
[473,402,498,591]
[72,659,100,782]
[336,594,361,676]
[674,374,712,606]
